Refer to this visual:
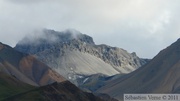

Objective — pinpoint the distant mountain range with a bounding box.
[15,29,148,86]
[96,38,180,100]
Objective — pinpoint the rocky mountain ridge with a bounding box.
[15,29,149,85]
[16,29,147,71]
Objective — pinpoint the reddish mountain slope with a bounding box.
[0,42,65,86]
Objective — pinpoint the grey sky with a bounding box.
[0,0,179,58]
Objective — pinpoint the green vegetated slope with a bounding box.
[1,79,104,101]
[0,72,35,101]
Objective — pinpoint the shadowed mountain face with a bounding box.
[0,42,65,86]
[15,29,148,85]
[96,38,180,100]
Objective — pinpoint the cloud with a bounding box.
[0,0,179,58]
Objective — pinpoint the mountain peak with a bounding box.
[15,29,148,86]
[15,29,95,54]
[42,29,95,45]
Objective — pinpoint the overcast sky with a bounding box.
[0,0,179,58]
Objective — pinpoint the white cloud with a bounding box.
[0,0,179,58]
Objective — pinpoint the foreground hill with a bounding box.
[15,29,148,85]
[0,72,108,101]
[2,82,105,101]
[0,72,34,100]
[96,38,180,100]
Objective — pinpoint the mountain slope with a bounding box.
[0,71,108,101]
[96,38,180,100]
[0,42,65,86]
[2,81,106,101]
[15,29,148,84]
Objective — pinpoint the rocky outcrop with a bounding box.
[15,29,95,54]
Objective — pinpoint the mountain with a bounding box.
[0,42,65,86]
[0,42,116,101]
[96,38,180,100]
[15,29,148,85]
